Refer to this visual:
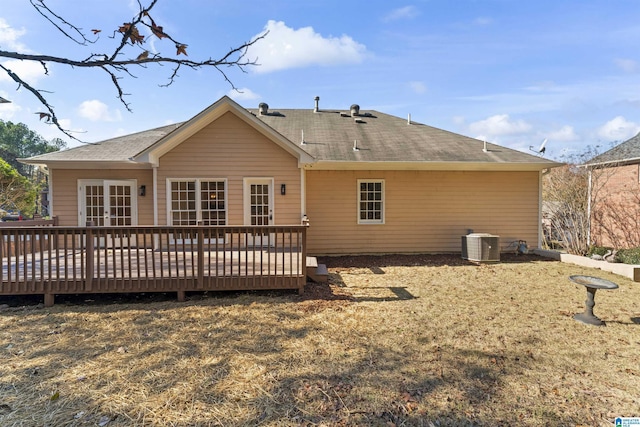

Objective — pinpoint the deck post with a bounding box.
[300,224,308,294]
[44,293,55,307]
[85,222,95,291]
[177,290,186,302]
[197,225,204,289]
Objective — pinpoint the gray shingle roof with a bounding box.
[24,123,182,163]
[249,108,554,164]
[23,98,558,169]
[585,132,640,166]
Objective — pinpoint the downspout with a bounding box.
[300,168,306,222]
[153,165,158,226]
[153,165,159,250]
[538,170,543,249]
[48,168,54,219]
[539,168,551,249]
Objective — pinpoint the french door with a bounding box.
[243,178,274,246]
[79,180,137,247]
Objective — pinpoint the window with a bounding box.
[358,180,384,224]
[169,179,226,226]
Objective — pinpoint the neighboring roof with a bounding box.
[22,96,560,171]
[584,132,640,168]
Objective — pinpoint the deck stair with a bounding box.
[306,256,328,283]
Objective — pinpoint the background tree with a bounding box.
[542,147,604,255]
[542,163,590,255]
[0,0,266,140]
[0,120,66,177]
[0,158,37,217]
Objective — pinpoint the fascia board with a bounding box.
[303,160,563,171]
[19,160,151,170]
[582,157,640,169]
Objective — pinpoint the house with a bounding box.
[584,132,640,249]
[21,96,559,255]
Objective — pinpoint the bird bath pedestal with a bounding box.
[569,275,618,326]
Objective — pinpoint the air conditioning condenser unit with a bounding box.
[461,233,500,262]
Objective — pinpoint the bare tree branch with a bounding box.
[30,0,97,45]
[0,63,81,140]
[0,1,267,142]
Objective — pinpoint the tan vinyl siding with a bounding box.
[49,169,153,226]
[306,170,540,254]
[157,112,301,225]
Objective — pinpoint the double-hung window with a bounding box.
[358,179,384,224]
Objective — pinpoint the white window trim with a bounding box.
[242,177,275,226]
[166,178,228,244]
[166,178,228,226]
[357,179,385,225]
[78,179,138,226]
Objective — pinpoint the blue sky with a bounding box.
[1,0,640,160]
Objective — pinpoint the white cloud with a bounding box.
[0,97,21,120]
[468,114,532,137]
[597,116,640,142]
[383,6,420,22]
[228,88,260,101]
[0,59,47,85]
[452,116,466,126]
[473,17,493,26]
[0,18,27,51]
[77,100,122,122]
[614,58,639,73]
[408,81,427,94]
[248,21,366,73]
[547,125,579,142]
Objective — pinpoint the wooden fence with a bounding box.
[1,224,307,306]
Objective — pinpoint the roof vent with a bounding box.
[314,96,320,113]
[354,118,365,124]
[258,102,269,116]
[350,104,360,117]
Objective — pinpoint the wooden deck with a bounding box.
[1,225,308,306]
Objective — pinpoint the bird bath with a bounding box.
[569,275,618,326]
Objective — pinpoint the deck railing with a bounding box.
[1,224,307,306]
[0,217,58,256]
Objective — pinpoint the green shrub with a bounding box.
[617,248,640,265]
[587,246,612,257]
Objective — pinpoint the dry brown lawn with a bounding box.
[1,254,639,426]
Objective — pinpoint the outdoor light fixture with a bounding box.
[281,184,286,195]
[139,185,146,196]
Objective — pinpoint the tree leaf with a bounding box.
[151,23,166,39]
[176,44,188,56]
[136,51,149,61]
[36,112,52,122]
[50,391,60,401]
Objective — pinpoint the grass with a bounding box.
[1,253,639,426]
